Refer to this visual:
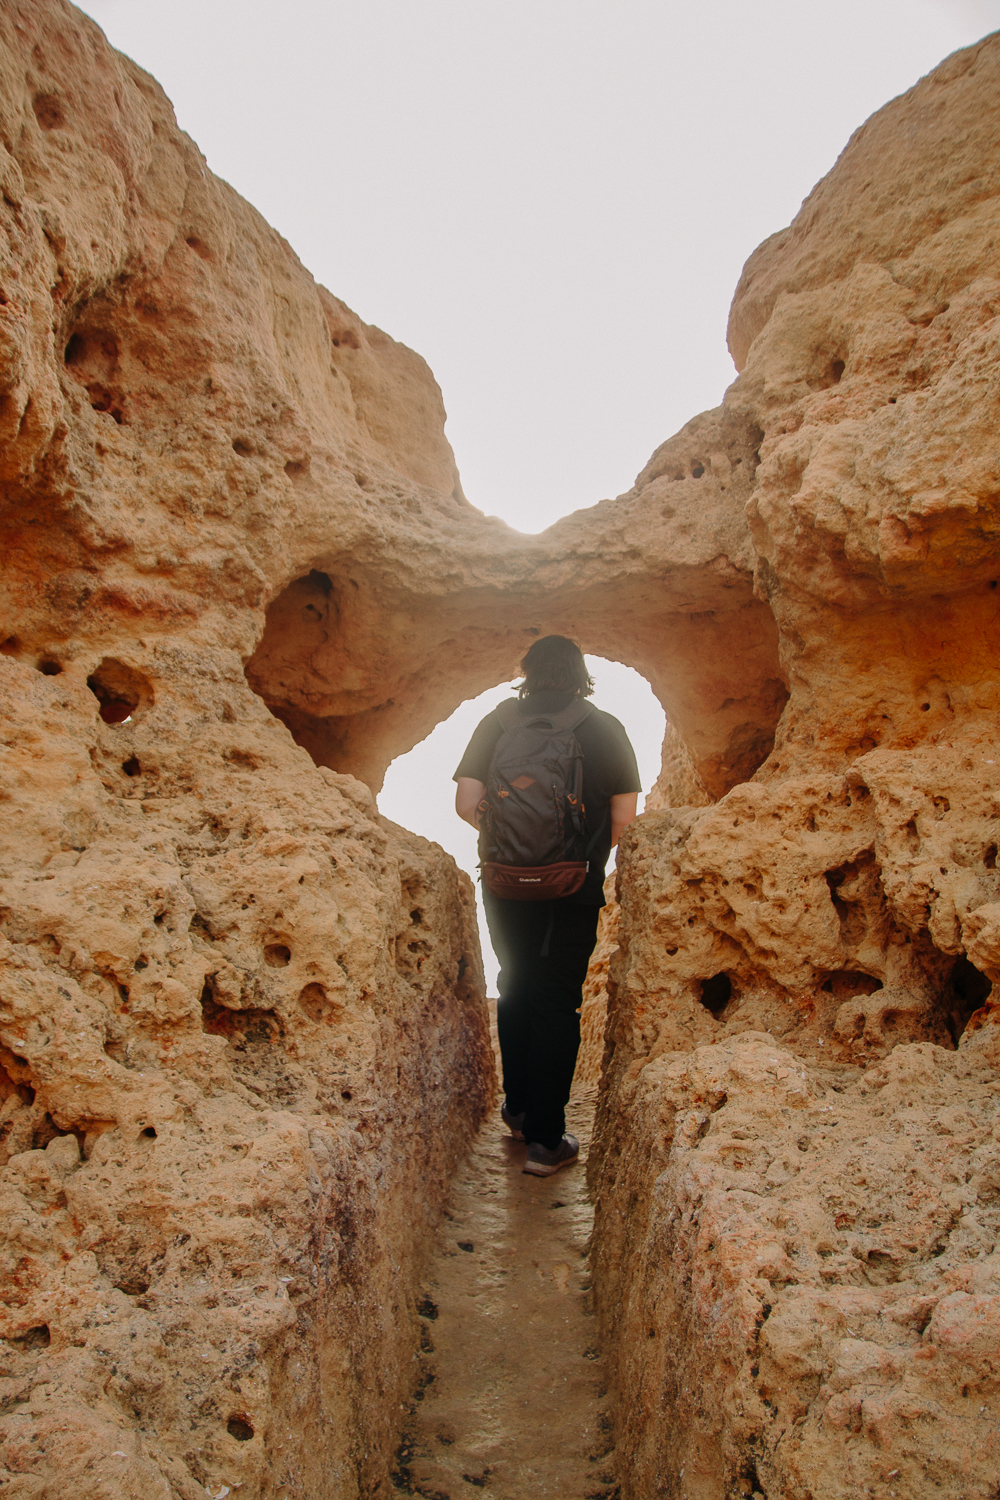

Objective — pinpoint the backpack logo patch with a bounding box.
[510,774,535,790]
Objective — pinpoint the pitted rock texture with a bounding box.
[0,3,498,1496]
[588,31,1000,1500]
[0,638,494,1500]
[0,4,789,1485]
[592,1036,1000,1499]
[5,2,1000,1498]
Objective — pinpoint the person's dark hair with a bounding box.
[518,635,594,699]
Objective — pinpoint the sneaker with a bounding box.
[523,1134,579,1176]
[501,1104,526,1141]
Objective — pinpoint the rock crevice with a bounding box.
[2,5,1000,1499]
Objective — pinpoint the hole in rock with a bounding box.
[32,94,64,130]
[0,635,21,656]
[810,356,846,390]
[947,955,992,1042]
[742,1458,763,1497]
[88,389,124,423]
[690,461,705,478]
[244,570,364,773]
[265,943,291,967]
[200,984,282,1045]
[13,1324,50,1350]
[87,658,153,724]
[227,1415,255,1442]
[379,658,667,993]
[37,659,61,676]
[140,1126,157,1139]
[122,756,141,776]
[284,459,308,479]
[298,982,341,1023]
[0,1052,34,1108]
[63,330,126,421]
[986,844,997,870]
[820,971,882,998]
[824,854,880,946]
[115,1272,150,1296]
[699,973,732,1018]
[185,236,212,260]
[31,1113,62,1151]
[77,1121,115,1158]
[232,438,253,457]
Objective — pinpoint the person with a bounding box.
[454,636,640,1176]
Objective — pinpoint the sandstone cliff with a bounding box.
[589,32,1000,1500]
[0,5,777,1495]
[4,2,1000,1498]
[0,4,497,1496]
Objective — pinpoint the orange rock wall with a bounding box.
[589,34,1000,1500]
[0,5,494,1496]
[4,4,1000,1498]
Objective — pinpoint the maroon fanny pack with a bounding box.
[482,861,588,900]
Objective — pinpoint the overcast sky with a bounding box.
[76,0,1000,983]
[79,0,1000,533]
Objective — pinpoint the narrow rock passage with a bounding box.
[389,1082,617,1500]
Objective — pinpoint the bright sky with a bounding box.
[77,0,1000,985]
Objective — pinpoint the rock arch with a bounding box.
[5,8,1000,1500]
[244,404,788,799]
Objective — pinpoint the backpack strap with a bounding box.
[494,699,523,733]
[495,698,594,733]
[584,809,608,858]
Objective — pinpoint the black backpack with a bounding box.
[478,699,594,900]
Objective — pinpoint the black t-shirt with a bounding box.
[453,690,642,905]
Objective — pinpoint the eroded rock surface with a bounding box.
[0,4,496,1495]
[589,32,1000,1500]
[0,6,789,1489]
[4,2,1000,1497]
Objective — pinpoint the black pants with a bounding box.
[483,894,601,1150]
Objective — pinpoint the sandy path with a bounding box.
[389,1083,618,1500]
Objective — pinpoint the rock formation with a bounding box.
[2,0,1000,1496]
[0,4,499,1495]
[589,32,1000,1500]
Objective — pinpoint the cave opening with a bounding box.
[87,657,154,725]
[698,972,733,1018]
[947,954,992,1043]
[379,657,666,992]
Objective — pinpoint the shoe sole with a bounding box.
[522,1152,579,1177]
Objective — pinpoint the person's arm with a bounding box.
[610,792,638,846]
[455,777,486,828]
